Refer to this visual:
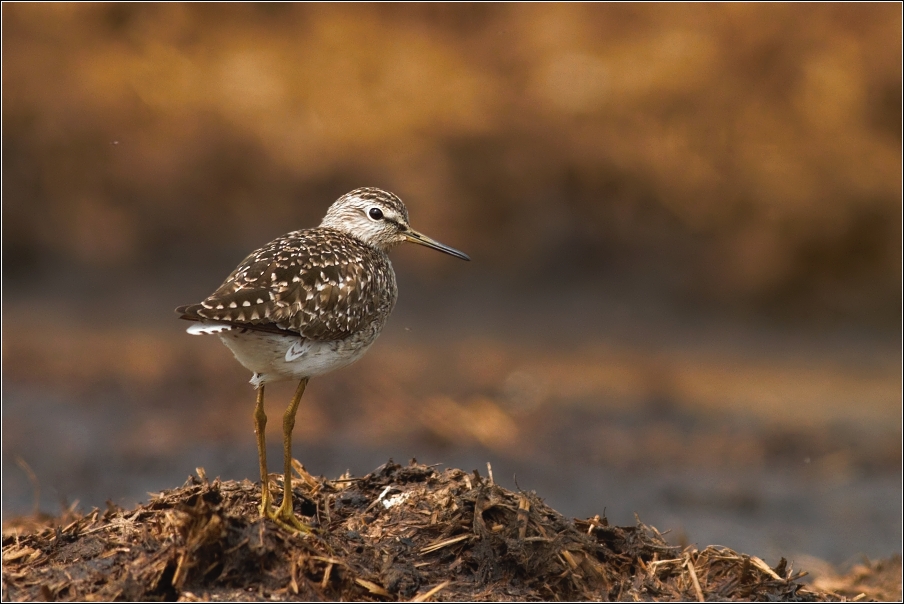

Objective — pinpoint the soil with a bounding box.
[3,460,899,602]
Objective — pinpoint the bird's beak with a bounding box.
[404,229,471,261]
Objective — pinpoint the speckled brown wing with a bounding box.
[177,228,397,341]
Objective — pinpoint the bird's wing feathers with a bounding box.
[178,230,393,341]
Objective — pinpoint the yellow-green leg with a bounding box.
[254,379,311,533]
[274,378,310,532]
[253,384,272,517]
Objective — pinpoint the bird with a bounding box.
[175,187,469,532]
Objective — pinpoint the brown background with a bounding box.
[2,4,900,566]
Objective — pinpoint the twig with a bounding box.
[561,550,580,571]
[289,556,299,594]
[355,578,390,597]
[517,495,530,540]
[419,534,470,554]
[321,562,333,589]
[649,557,684,570]
[685,557,705,602]
[311,556,344,564]
[410,580,452,602]
[748,555,784,581]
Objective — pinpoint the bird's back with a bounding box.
[178,227,398,341]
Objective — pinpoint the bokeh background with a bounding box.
[3,4,901,566]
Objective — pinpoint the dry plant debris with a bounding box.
[2,460,898,601]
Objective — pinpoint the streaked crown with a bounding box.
[319,188,411,251]
[320,187,470,260]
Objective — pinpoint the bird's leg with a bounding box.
[273,378,310,533]
[253,384,272,517]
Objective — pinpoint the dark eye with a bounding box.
[368,207,384,221]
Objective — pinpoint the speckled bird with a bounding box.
[176,187,469,532]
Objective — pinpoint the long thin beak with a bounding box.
[404,229,471,261]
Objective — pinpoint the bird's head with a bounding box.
[320,188,470,260]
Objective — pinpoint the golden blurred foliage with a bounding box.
[3,4,901,324]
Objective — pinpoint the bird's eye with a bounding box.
[368,207,384,221]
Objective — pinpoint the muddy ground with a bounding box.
[3,460,900,602]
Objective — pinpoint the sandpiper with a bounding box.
[176,187,469,532]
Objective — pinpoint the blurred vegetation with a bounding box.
[2,3,901,327]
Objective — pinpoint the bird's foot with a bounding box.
[258,481,310,533]
[265,499,311,534]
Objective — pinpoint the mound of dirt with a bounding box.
[2,460,898,601]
